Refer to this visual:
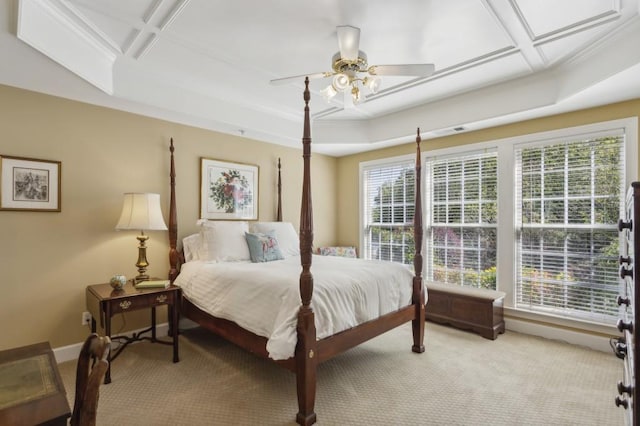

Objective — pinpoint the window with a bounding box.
[426,150,498,289]
[515,133,625,322]
[359,118,636,327]
[361,158,415,264]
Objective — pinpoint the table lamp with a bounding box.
[115,193,167,283]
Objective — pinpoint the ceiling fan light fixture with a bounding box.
[333,73,350,91]
[320,84,338,102]
[270,25,436,109]
[364,75,382,94]
[351,85,362,104]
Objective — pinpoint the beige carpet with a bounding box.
[58,322,624,425]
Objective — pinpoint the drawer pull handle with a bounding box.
[619,255,632,265]
[617,381,634,395]
[156,295,167,304]
[615,396,629,409]
[618,219,632,232]
[620,266,633,280]
[617,295,631,307]
[613,339,627,360]
[119,300,132,310]
[617,319,634,334]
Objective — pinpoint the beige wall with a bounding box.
[0,84,337,350]
[336,99,640,250]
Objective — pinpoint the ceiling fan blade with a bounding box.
[368,64,435,77]
[336,25,360,61]
[269,72,330,86]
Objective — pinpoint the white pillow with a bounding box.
[250,221,299,257]
[197,220,250,262]
[182,233,202,262]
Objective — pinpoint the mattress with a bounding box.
[174,255,420,360]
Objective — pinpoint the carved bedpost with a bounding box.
[168,138,179,283]
[277,158,283,222]
[411,128,426,353]
[296,77,317,426]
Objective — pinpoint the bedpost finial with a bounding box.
[170,137,174,152]
[416,128,421,142]
[304,77,310,104]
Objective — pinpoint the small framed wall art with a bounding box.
[200,158,258,220]
[0,155,61,211]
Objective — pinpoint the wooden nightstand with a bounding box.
[85,281,180,384]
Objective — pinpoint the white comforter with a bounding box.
[174,255,419,360]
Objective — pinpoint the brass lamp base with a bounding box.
[134,275,150,284]
[134,231,150,283]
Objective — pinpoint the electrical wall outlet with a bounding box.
[81,311,92,326]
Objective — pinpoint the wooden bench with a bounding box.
[425,281,506,340]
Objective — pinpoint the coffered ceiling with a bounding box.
[2,0,640,156]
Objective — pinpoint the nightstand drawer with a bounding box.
[108,291,175,314]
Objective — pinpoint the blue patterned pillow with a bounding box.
[245,231,284,262]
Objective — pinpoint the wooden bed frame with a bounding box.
[167,78,425,425]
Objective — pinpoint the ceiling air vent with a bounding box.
[453,126,466,132]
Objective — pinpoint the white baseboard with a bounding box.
[53,323,170,364]
[506,317,613,353]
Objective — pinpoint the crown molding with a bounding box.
[16,0,117,94]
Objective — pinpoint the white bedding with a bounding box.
[174,255,420,360]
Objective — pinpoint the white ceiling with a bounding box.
[2,0,640,156]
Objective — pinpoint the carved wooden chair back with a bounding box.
[70,333,111,426]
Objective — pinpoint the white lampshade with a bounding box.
[320,84,338,102]
[365,75,382,94]
[333,73,350,91]
[115,193,167,231]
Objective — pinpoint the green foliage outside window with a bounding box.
[518,137,623,319]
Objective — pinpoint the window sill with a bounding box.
[503,307,618,352]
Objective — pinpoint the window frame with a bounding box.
[513,131,626,321]
[359,154,416,264]
[425,148,499,289]
[358,117,637,329]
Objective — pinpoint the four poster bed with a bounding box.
[167,78,426,425]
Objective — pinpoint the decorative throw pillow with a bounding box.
[319,246,357,258]
[197,220,250,262]
[245,231,284,263]
[250,222,299,257]
[182,233,203,262]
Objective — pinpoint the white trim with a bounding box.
[52,322,170,364]
[624,117,639,183]
[498,117,636,158]
[359,153,415,169]
[505,314,615,353]
[497,142,516,306]
[17,0,116,94]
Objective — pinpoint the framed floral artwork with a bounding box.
[200,158,258,220]
[0,155,61,211]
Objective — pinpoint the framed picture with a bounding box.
[200,158,258,220]
[0,155,61,212]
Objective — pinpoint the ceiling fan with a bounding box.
[270,25,435,105]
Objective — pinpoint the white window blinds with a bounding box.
[514,133,625,321]
[426,150,498,289]
[362,159,415,264]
